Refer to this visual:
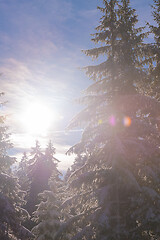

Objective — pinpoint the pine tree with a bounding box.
[55,1,160,240]
[0,93,33,239]
[32,141,63,240]
[147,0,160,100]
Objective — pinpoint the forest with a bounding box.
[0,0,160,239]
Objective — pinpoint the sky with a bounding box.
[0,0,154,171]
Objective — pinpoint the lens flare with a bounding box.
[109,115,116,126]
[98,119,103,125]
[123,116,131,127]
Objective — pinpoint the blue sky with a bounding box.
[0,0,154,170]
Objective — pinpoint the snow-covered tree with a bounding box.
[0,93,33,239]
[25,141,59,231]
[0,174,33,240]
[64,153,88,182]
[54,1,160,240]
[32,141,63,240]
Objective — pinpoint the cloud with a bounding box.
[55,152,75,172]
[0,59,36,105]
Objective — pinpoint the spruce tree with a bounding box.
[0,93,33,239]
[32,141,63,240]
[55,1,160,240]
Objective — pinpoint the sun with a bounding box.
[19,101,54,136]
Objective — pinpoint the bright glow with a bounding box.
[98,119,103,125]
[19,101,55,136]
[109,115,116,126]
[123,116,131,127]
